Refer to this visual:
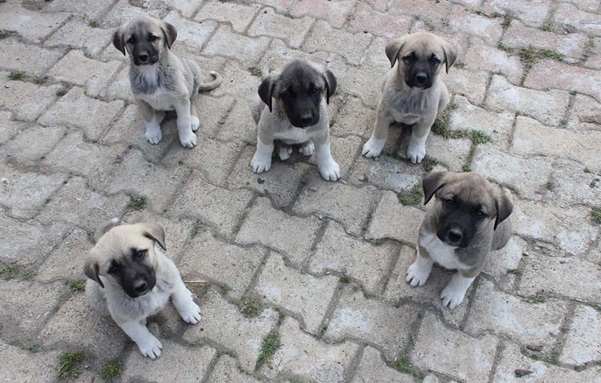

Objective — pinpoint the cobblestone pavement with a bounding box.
[1,0,601,382]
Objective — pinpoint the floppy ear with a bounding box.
[323,69,337,104]
[140,223,167,251]
[442,40,457,74]
[84,258,104,288]
[94,217,120,244]
[112,29,126,56]
[385,37,406,68]
[258,76,275,112]
[422,171,451,205]
[161,21,177,49]
[494,189,513,230]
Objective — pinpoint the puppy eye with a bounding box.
[280,89,292,98]
[134,250,147,260]
[310,87,321,95]
[443,198,455,207]
[474,210,487,218]
[430,56,440,65]
[403,53,416,62]
[108,263,121,274]
[149,35,159,42]
[127,36,136,44]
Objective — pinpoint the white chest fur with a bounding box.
[137,88,175,111]
[274,127,314,144]
[420,232,468,270]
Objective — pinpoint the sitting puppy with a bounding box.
[406,172,513,308]
[250,59,341,181]
[84,219,201,359]
[362,32,457,163]
[113,15,221,148]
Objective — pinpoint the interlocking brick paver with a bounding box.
[560,304,601,365]
[0,38,63,75]
[424,134,472,171]
[443,67,489,105]
[346,2,412,38]
[549,158,601,207]
[366,191,424,244]
[163,11,218,51]
[482,0,551,28]
[525,59,601,101]
[102,1,164,27]
[448,7,504,46]
[290,0,355,28]
[0,124,65,165]
[0,80,62,122]
[36,228,92,282]
[304,21,373,65]
[567,94,601,132]
[196,1,260,33]
[248,7,314,49]
[554,3,601,36]
[0,1,69,43]
[352,346,415,383]
[45,16,113,57]
[208,355,263,383]
[0,111,27,144]
[464,38,524,84]
[204,25,271,66]
[46,0,113,19]
[0,342,60,383]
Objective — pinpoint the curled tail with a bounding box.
[198,71,222,91]
[94,217,121,243]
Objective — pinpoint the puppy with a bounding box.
[406,172,513,308]
[250,59,341,181]
[362,32,457,163]
[113,15,222,148]
[84,218,201,359]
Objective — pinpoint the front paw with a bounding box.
[440,283,467,309]
[407,141,426,164]
[190,116,200,132]
[145,124,162,144]
[278,145,292,161]
[251,151,272,173]
[318,158,341,181]
[406,261,431,287]
[178,301,201,324]
[179,131,197,148]
[362,136,386,158]
[299,141,315,156]
[137,334,163,359]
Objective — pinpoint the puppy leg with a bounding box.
[251,130,274,173]
[118,320,163,359]
[171,279,201,324]
[174,100,197,148]
[277,143,293,161]
[362,101,392,158]
[407,118,435,164]
[406,245,434,287]
[299,140,315,156]
[314,132,340,181]
[136,99,163,145]
[440,269,478,309]
[189,102,200,132]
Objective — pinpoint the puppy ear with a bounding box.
[385,37,406,68]
[94,217,121,244]
[422,171,451,205]
[84,258,104,288]
[140,223,167,251]
[161,21,177,49]
[258,76,275,112]
[442,40,458,74]
[494,189,513,230]
[112,29,126,56]
[323,69,337,105]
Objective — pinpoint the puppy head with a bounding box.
[422,171,513,248]
[112,15,177,66]
[84,222,167,298]
[385,32,457,89]
[258,59,337,128]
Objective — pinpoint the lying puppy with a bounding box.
[362,32,457,163]
[84,219,200,359]
[113,15,221,148]
[406,172,513,308]
[250,59,341,181]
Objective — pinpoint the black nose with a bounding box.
[300,114,313,125]
[416,73,428,82]
[138,54,149,63]
[134,281,148,293]
[447,229,462,242]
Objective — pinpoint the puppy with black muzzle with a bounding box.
[250,59,341,181]
[113,15,222,148]
[84,219,201,359]
[362,32,457,163]
[406,172,513,309]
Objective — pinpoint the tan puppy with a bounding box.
[406,172,513,308]
[113,16,221,148]
[362,32,457,163]
[84,219,200,359]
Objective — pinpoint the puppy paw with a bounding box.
[145,124,162,145]
[299,141,315,156]
[318,158,341,181]
[407,143,426,164]
[179,131,197,148]
[190,116,201,132]
[251,151,272,173]
[278,145,292,161]
[406,261,431,287]
[362,137,386,158]
[137,335,163,359]
[440,283,467,309]
[178,301,202,324]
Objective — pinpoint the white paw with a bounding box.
[251,151,272,173]
[137,335,163,359]
[278,145,292,161]
[440,283,467,309]
[318,158,341,181]
[407,142,426,164]
[362,136,386,158]
[190,116,200,132]
[299,141,315,156]
[179,131,197,148]
[406,261,431,287]
[145,124,162,145]
[178,301,201,324]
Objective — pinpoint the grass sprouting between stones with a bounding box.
[394,352,425,380]
[8,71,24,80]
[56,351,87,380]
[127,194,146,211]
[592,207,601,225]
[248,67,262,77]
[255,330,281,371]
[397,183,423,206]
[527,290,549,304]
[339,274,351,284]
[101,359,124,381]
[241,298,260,318]
[1,265,20,280]
[68,279,86,293]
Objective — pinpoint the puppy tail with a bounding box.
[94,217,121,244]
[198,71,222,91]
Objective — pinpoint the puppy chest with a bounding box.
[274,127,315,144]
[138,288,171,315]
[137,91,175,112]
[421,233,467,270]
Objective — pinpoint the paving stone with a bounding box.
[326,287,420,361]
[0,163,67,219]
[262,316,360,381]
[254,253,338,334]
[481,236,527,291]
[352,346,416,383]
[196,1,260,33]
[0,110,28,144]
[170,171,254,237]
[0,80,62,121]
[179,228,265,299]
[46,0,113,19]
[48,50,121,96]
[151,0,204,17]
[560,304,601,365]
[102,65,134,102]
[310,221,399,294]
[366,191,424,245]
[482,0,551,28]
[293,180,378,236]
[35,228,90,282]
[584,37,601,70]
[512,116,601,169]
[236,198,321,265]
[443,68,489,105]
[100,149,189,212]
[362,37,390,70]
[0,1,70,43]
[554,3,601,36]
[422,134,471,172]
[330,96,374,138]
[45,17,113,58]
[204,25,270,66]
[290,0,355,28]
[350,154,423,192]
[208,355,262,383]
[519,253,601,303]
[389,0,450,24]
[248,7,314,49]
[207,59,262,101]
[487,75,570,127]
[448,7,504,45]
[101,1,164,28]
[182,288,279,372]
[163,11,218,51]
[525,59,601,102]
[0,124,65,165]
[568,94,601,132]
[412,312,499,382]
[464,38,523,84]
[196,94,237,139]
[38,87,125,141]
[123,341,215,382]
[258,38,331,72]
[304,21,373,65]
[549,158,601,206]
[0,341,60,383]
[215,98,256,143]
[346,2,413,38]
[0,38,62,76]
[39,293,128,361]
[492,342,601,383]
[326,57,389,107]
